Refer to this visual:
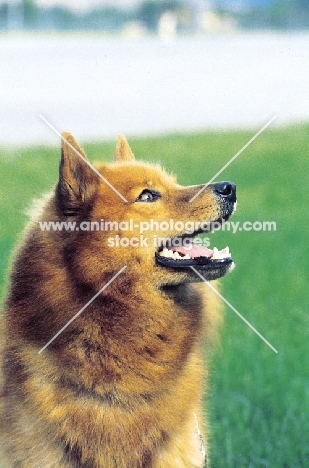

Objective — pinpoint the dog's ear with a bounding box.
[56,132,99,216]
[115,135,135,162]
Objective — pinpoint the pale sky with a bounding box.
[36,0,141,12]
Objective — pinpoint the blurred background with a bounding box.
[1,0,309,144]
[1,1,308,467]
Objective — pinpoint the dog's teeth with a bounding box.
[161,246,231,260]
[160,247,174,258]
[212,247,220,259]
[159,248,191,260]
[211,246,231,260]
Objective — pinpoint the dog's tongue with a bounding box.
[172,244,213,258]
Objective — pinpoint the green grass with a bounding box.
[1,124,308,467]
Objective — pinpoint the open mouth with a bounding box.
[155,236,232,271]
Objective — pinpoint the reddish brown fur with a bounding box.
[0,134,233,467]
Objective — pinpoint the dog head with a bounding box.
[55,133,236,289]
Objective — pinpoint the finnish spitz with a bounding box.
[0,134,236,467]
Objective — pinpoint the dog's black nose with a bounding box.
[214,181,236,202]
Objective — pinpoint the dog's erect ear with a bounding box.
[56,132,99,216]
[115,135,135,162]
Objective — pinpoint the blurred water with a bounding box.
[1,33,309,145]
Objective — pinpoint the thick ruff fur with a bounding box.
[0,135,236,467]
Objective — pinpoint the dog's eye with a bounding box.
[136,189,161,203]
